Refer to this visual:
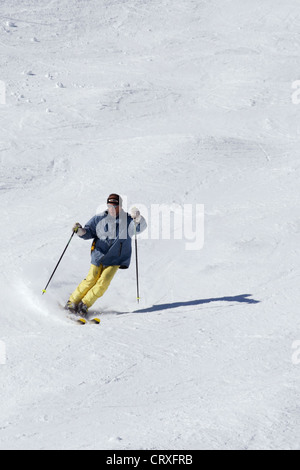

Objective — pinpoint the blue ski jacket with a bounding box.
[79,210,147,269]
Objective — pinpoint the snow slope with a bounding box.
[0,0,300,450]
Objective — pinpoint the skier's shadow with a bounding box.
[133,294,260,314]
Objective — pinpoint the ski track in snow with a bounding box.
[0,0,300,450]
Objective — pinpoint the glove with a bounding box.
[131,207,141,223]
[72,223,86,236]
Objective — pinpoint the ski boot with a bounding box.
[64,301,78,314]
[77,301,88,317]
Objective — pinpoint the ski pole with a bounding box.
[134,221,140,303]
[42,231,75,294]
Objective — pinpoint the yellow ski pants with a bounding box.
[69,264,119,308]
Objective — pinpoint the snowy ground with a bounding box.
[0,0,300,450]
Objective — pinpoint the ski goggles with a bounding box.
[107,194,121,206]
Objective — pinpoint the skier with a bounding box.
[65,194,147,316]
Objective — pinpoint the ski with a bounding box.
[72,316,101,325]
[59,303,100,325]
[88,317,101,324]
